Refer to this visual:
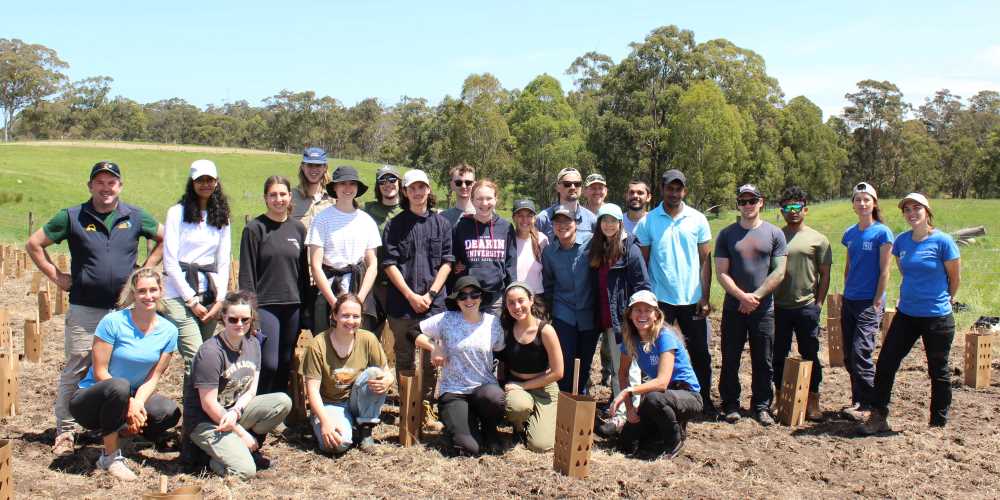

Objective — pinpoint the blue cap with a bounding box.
[302,147,327,165]
[597,203,623,222]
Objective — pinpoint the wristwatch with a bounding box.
[429,288,441,298]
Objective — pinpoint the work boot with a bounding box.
[96,449,138,481]
[596,414,626,439]
[356,424,377,452]
[841,403,870,422]
[422,401,444,433]
[806,392,823,421]
[857,408,891,435]
[753,410,775,427]
[51,431,75,457]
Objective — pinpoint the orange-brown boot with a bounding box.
[806,392,823,421]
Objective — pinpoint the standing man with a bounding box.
[535,168,597,243]
[291,147,333,223]
[634,169,716,417]
[582,173,608,214]
[772,186,831,421]
[363,165,403,338]
[382,169,454,431]
[715,184,787,426]
[440,163,476,228]
[622,180,652,235]
[25,161,164,456]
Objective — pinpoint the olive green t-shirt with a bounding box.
[43,206,159,243]
[299,329,387,404]
[774,226,832,309]
[362,200,402,233]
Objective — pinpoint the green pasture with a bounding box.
[1,143,997,331]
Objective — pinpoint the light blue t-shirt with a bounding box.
[620,327,700,393]
[634,203,711,306]
[79,309,179,392]
[842,222,894,300]
[892,230,960,317]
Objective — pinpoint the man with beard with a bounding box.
[364,165,404,338]
[535,168,597,243]
[622,180,652,235]
[634,169,718,418]
[291,147,333,224]
[582,173,608,214]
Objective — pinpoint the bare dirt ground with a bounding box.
[2,270,999,499]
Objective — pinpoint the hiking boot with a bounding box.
[723,408,742,424]
[596,414,626,438]
[52,431,75,457]
[753,410,775,427]
[634,439,667,460]
[251,450,273,470]
[702,404,720,421]
[96,449,138,481]
[422,401,444,433]
[356,424,377,452]
[482,432,504,455]
[857,408,891,435]
[841,403,870,422]
[806,392,823,421]
[665,434,686,459]
[617,423,641,455]
[929,416,948,428]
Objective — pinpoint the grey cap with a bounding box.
[585,173,606,186]
[376,164,400,180]
[661,169,686,186]
[552,205,574,220]
[512,199,537,214]
[738,184,762,197]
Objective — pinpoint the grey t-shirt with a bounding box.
[182,335,262,429]
[715,221,787,311]
[440,206,472,229]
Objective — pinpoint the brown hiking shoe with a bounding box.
[52,431,75,456]
[422,401,444,433]
[806,392,823,421]
[857,408,891,435]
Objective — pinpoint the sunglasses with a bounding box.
[226,316,252,325]
[453,180,475,187]
[456,290,483,301]
[780,203,804,213]
[737,198,760,206]
[377,177,398,185]
[561,181,582,188]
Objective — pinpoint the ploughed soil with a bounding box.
[2,271,999,499]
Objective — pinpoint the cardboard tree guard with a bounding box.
[775,357,812,427]
[553,358,596,479]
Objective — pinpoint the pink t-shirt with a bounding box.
[515,234,548,294]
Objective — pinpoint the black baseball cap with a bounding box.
[89,161,121,181]
[661,169,686,187]
[512,199,537,214]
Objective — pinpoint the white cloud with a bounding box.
[977,45,1000,70]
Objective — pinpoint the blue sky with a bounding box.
[6,1,1000,119]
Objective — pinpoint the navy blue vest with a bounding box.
[65,200,146,309]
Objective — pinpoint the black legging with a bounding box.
[622,389,703,447]
[438,384,505,456]
[257,303,302,395]
[69,377,180,438]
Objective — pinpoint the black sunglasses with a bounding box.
[377,177,398,185]
[561,181,582,188]
[737,198,760,206]
[456,290,483,301]
[226,316,252,325]
[453,180,474,187]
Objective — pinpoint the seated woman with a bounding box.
[301,293,392,454]
[184,290,292,479]
[416,276,505,456]
[497,282,563,452]
[611,290,702,460]
[68,268,181,481]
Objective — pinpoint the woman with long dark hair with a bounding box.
[860,193,960,434]
[839,182,893,421]
[239,176,308,395]
[511,199,547,296]
[163,159,232,374]
[587,203,650,438]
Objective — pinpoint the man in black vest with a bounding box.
[25,161,164,456]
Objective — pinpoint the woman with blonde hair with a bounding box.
[68,268,180,481]
[610,290,701,460]
[451,179,516,315]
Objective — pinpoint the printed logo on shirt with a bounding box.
[288,238,300,250]
[85,224,97,232]
[862,241,874,251]
[117,221,132,229]
[464,238,506,261]
[899,250,907,259]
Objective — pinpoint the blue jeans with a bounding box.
[310,367,387,453]
[552,318,599,394]
[841,298,883,407]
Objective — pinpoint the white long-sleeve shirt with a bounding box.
[163,203,231,302]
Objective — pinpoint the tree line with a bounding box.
[3,26,1000,207]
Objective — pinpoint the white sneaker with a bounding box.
[51,431,75,456]
[96,449,138,481]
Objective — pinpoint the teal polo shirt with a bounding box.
[634,202,711,306]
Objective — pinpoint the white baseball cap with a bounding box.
[898,192,930,210]
[189,159,218,180]
[853,182,878,201]
[403,169,431,188]
[627,290,658,308]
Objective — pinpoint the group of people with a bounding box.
[23,148,962,481]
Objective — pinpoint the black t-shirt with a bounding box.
[715,221,787,311]
[183,335,262,429]
[238,215,308,306]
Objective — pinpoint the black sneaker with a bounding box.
[929,416,947,428]
[596,414,626,438]
[665,434,686,459]
[723,408,742,424]
[753,410,775,427]
[634,440,667,461]
[356,424,377,452]
[702,404,720,421]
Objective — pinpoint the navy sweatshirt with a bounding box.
[451,213,517,307]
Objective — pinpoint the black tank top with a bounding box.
[500,321,550,376]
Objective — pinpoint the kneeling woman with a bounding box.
[416,276,505,456]
[497,282,563,452]
[69,268,181,481]
[184,291,292,479]
[301,294,393,454]
[611,290,702,460]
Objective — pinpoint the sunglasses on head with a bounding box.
[737,197,760,206]
[377,177,398,185]
[456,290,483,301]
[780,203,804,213]
[226,316,252,325]
[453,180,474,187]
[561,181,582,188]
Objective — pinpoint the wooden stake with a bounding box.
[159,475,168,494]
[571,358,581,396]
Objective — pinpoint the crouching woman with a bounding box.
[611,290,702,460]
[301,294,392,454]
[184,290,292,479]
[69,268,181,481]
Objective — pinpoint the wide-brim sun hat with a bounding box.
[326,165,369,198]
[447,275,484,301]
